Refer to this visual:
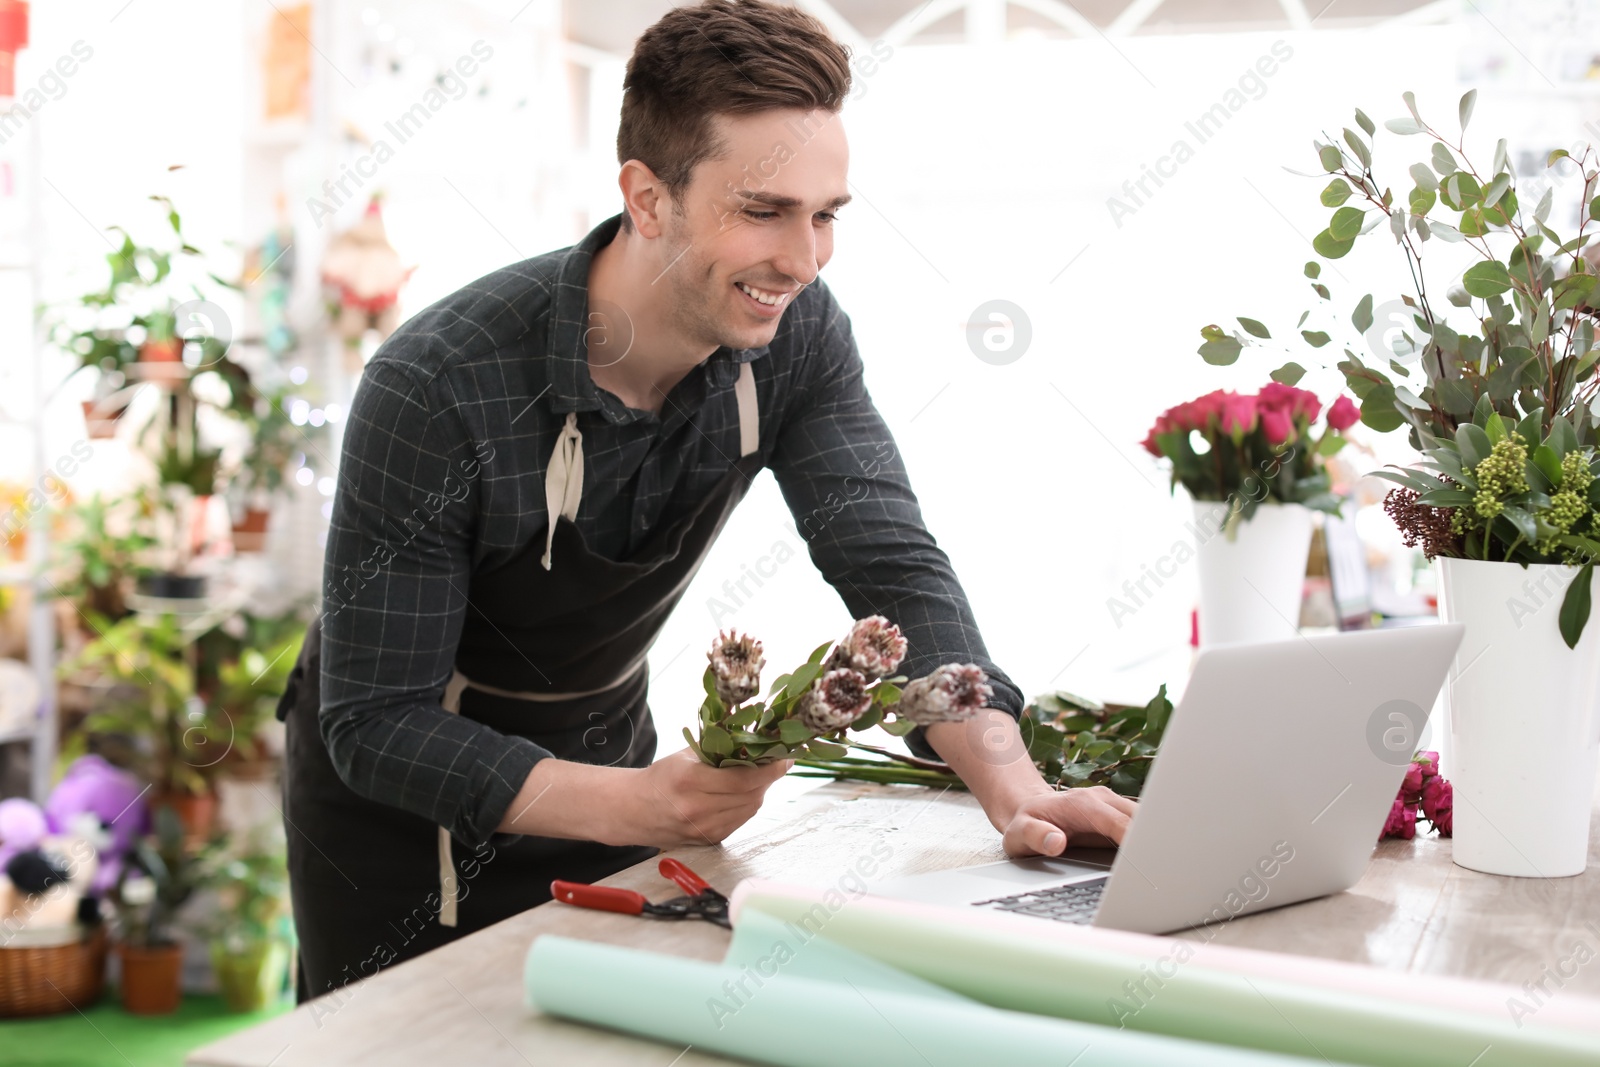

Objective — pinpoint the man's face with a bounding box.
[655,107,849,353]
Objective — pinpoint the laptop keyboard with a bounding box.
[971,876,1108,924]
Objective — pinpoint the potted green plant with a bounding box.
[108,805,219,1014]
[226,387,300,552]
[58,613,227,843]
[204,625,304,779]
[1206,90,1600,878]
[49,492,159,622]
[199,835,290,1012]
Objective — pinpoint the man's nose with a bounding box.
[770,217,820,288]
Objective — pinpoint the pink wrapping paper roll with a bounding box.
[728,879,1600,1037]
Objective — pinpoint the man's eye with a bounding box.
[742,209,776,220]
[816,212,837,223]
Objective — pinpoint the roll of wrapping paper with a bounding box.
[525,908,1336,1067]
[729,881,1600,1067]
[731,880,1600,1035]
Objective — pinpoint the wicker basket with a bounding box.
[0,925,109,1017]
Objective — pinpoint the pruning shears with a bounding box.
[550,857,731,929]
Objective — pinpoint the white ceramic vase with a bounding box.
[1193,500,1313,649]
[1437,556,1600,877]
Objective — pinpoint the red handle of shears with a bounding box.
[550,880,646,915]
[658,857,712,897]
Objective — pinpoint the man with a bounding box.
[278,0,1135,1004]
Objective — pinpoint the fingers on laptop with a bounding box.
[1002,787,1136,857]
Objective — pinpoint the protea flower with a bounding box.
[795,668,872,734]
[823,615,907,679]
[897,663,992,725]
[707,629,765,707]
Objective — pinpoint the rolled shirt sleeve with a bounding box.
[319,358,548,847]
[768,283,1025,760]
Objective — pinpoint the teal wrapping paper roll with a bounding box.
[525,910,1338,1067]
[731,883,1600,1067]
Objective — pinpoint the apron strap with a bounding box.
[541,410,584,571]
[437,670,471,927]
[734,359,759,458]
[540,361,760,571]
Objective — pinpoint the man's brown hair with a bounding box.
[616,0,852,233]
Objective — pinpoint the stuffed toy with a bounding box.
[44,755,149,895]
[0,796,101,944]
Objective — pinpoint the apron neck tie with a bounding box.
[542,410,584,570]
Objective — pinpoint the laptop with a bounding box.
[874,624,1464,935]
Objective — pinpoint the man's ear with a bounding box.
[618,159,670,239]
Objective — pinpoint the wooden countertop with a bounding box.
[189,780,1600,1067]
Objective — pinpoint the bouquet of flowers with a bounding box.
[687,616,992,768]
[1380,750,1453,840]
[1142,381,1358,524]
[792,684,1174,798]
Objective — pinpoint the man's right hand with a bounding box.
[497,747,791,848]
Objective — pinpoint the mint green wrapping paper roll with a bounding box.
[524,913,1337,1067]
[733,885,1600,1067]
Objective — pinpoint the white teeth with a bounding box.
[737,282,786,307]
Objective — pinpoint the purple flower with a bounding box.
[824,615,908,680]
[707,629,765,707]
[795,669,872,734]
[897,663,992,726]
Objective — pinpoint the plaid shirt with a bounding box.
[318,213,1023,847]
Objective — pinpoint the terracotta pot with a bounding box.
[80,399,127,439]
[116,941,184,1015]
[231,507,271,553]
[150,789,217,846]
[138,338,183,362]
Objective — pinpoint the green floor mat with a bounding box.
[0,993,291,1067]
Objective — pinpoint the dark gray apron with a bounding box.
[279,360,762,1000]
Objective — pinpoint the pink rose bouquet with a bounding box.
[1381,750,1452,840]
[1142,381,1358,520]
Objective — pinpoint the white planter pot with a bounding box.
[1193,500,1313,649]
[1437,556,1600,877]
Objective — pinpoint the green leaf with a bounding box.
[1590,195,1600,223]
[777,718,815,744]
[1271,362,1306,385]
[1344,127,1369,167]
[787,662,824,696]
[1484,411,1507,443]
[801,739,848,760]
[1456,422,1491,465]
[1533,444,1564,488]
[1385,117,1422,135]
[807,640,832,665]
[1500,505,1538,544]
[1352,293,1374,333]
[1435,378,1476,417]
[1318,143,1342,172]
[700,724,734,756]
[1409,163,1438,192]
[1409,187,1437,216]
[1459,88,1476,132]
[1416,488,1475,507]
[1559,563,1594,650]
[682,727,708,763]
[1238,316,1271,338]
[1320,179,1353,207]
[1355,108,1375,137]
[1330,206,1365,241]
[1360,390,1405,433]
[1198,332,1243,366]
[880,717,917,736]
[1304,261,1321,279]
[1462,261,1513,298]
[1432,142,1457,175]
[1313,229,1355,259]
[1301,330,1331,348]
